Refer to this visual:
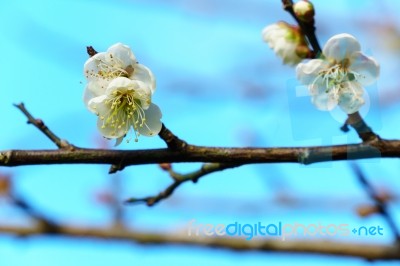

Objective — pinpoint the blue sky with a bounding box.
[1,0,400,265]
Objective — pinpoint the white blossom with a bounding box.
[83,43,155,106]
[83,43,162,145]
[88,77,162,144]
[262,22,309,65]
[296,33,379,114]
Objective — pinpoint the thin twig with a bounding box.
[125,163,239,206]
[351,163,400,241]
[14,103,76,150]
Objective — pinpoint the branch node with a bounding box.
[158,123,188,150]
[109,164,126,174]
[298,149,310,165]
[281,0,293,11]
[340,123,350,133]
[347,112,380,143]
[0,151,11,165]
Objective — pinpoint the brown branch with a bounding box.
[14,103,76,150]
[125,163,239,206]
[0,223,399,260]
[0,138,397,167]
[108,124,189,174]
[7,101,389,170]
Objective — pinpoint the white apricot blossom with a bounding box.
[83,43,162,144]
[88,77,162,144]
[262,21,309,65]
[83,43,155,105]
[296,33,379,114]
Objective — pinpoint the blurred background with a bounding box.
[1,0,400,265]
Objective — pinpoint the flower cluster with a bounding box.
[83,43,162,145]
[262,19,379,114]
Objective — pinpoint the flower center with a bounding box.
[86,54,134,81]
[99,89,147,141]
[313,60,360,93]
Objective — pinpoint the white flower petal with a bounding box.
[83,53,106,82]
[349,51,380,86]
[138,103,162,136]
[93,98,129,139]
[114,136,125,147]
[84,79,109,101]
[83,86,96,108]
[96,116,127,139]
[323,33,361,62]
[338,82,365,114]
[262,24,283,46]
[296,59,329,85]
[311,88,339,111]
[129,64,156,94]
[106,77,151,109]
[106,43,136,68]
[87,94,107,113]
[106,77,135,94]
[262,22,307,66]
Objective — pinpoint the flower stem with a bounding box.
[281,0,322,56]
[346,112,379,142]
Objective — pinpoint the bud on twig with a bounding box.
[0,174,11,196]
[293,0,315,23]
[356,204,380,218]
[159,163,172,171]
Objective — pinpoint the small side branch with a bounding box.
[14,103,76,150]
[125,163,239,206]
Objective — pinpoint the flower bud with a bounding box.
[0,174,11,196]
[262,21,310,65]
[159,163,172,171]
[293,0,315,23]
[295,44,310,58]
[356,205,379,218]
